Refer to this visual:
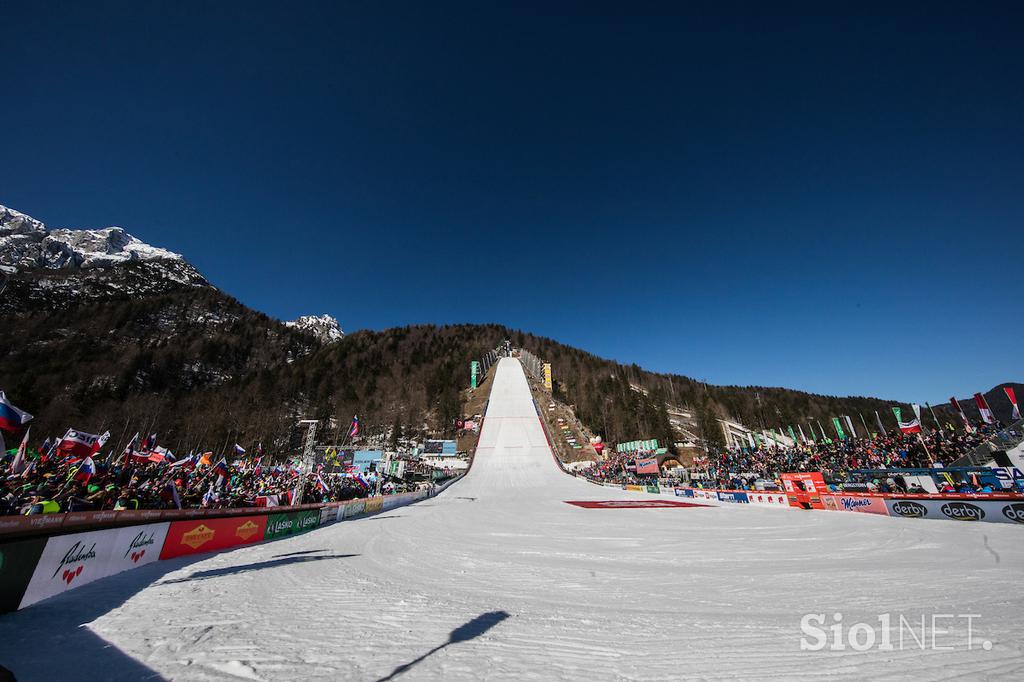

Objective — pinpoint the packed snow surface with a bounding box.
[2,359,1022,680]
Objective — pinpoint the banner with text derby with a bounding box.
[885,498,1024,524]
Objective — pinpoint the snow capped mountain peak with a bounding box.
[0,205,46,237]
[286,314,345,343]
[0,204,193,272]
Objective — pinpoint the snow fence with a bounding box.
[583,477,1024,525]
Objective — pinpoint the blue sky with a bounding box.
[2,1,1021,403]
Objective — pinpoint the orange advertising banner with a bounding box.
[160,516,268,559]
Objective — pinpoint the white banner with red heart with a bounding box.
[19,522,170,609]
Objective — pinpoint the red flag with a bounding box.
[57,429,109,460]
[1005,387,1021,421]
[974,393,995,424]
[950,397,973,432]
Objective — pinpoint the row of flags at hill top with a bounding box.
[1,396,362,461]
[754,388,1020,448]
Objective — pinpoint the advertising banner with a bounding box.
[691,489,720,503]
[0,538,46,613]
[343,499,366,518]
[21,528,115,607]
[635,458,659,475]
[364,497,383,514]
[319,507,337,526]
[822,494,890,516]
[109,522,170,575]
[264,510,320,540]
[18,524,156,609]
[885,498,1024,524]
[747,492,788,506]
[716,491,750,504]
[674,488,695,498]
[383,493,414,511]
[160,516,268,559]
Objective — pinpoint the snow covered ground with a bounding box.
[2,358,1023,680]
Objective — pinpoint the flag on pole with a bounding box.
[0,391,33,432]
[843,416,857,439]
[892,407,922,434]
[57,429,109,460]
[1004,387,1021,421]
[121,432,140,464]
[911,404,922,424]
[797,424,808,444]
[974,393,995,424]
[875,410,887,435]
[832,418,846,440]
[234,443,246,455]
[143,446,174,464]
[950,396,973,432]
[349,415,360,438]
[315,473,330,496]
[163,480,182,509]
[169,453,199,470]
[70,456,97,483]
[925,403,944,435]
[213,457,229,479]
[10,427,30,474]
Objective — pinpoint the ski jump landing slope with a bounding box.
[2,358,1023,681]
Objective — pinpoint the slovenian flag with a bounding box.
[315,474,330,495]
[349,415,360,438]
[71,456,97,483]
[214,457,229,478]
[0,391,33,432]
[234,443,246,455]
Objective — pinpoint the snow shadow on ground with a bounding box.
[376,610,511,681]
[156,553,359,584]
[0,543,352,681]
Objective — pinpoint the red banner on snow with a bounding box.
[160,516,268,559]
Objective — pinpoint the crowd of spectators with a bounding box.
[696,425,1001,490]
[581,423,1011,491]
[1,445,428,516]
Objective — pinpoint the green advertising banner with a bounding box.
[264,510,321,540]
